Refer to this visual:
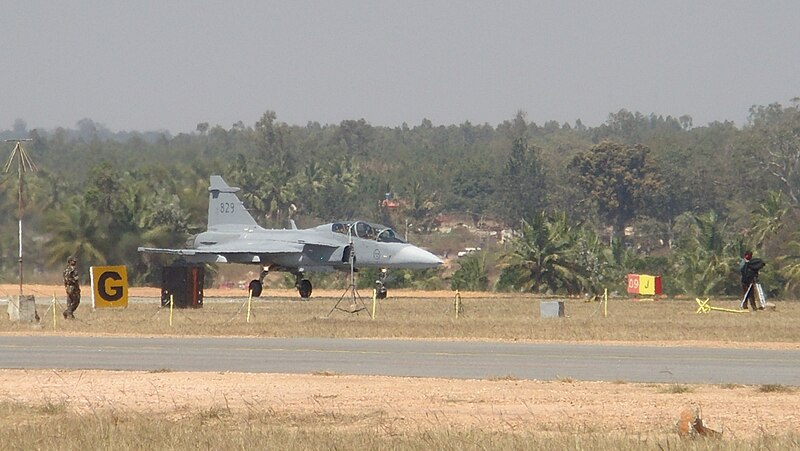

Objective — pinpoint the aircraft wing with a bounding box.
[201,241,310,254]
[137,247,201,256]
[138,240,306,256]
[138,239,342,265]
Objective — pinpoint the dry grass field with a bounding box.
[1,284,798,449]
[4,284,798,345]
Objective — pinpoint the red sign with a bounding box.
[627,274,640,294]
[627,274,662,295]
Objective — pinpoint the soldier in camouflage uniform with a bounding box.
[63,256,80,319]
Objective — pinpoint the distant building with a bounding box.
[379,192,405,209]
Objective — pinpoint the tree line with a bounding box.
[1,99,799,297]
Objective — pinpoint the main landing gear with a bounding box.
[296,276,312,299]
[247,267,312,299]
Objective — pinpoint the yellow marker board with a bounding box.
[639,275,656,295]
[627,274,663,296]
[90,266,129,308]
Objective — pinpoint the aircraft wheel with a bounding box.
[248,280,263,297]
[298,279,312,299]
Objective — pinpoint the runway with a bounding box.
[1,336,798,385]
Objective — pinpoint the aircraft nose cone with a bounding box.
[394,246,443,269]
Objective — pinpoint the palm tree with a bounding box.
[451,251,489,291]
[261,168,297,227]
[778,230,800,295]
[403,181,439,234]
[749,190,788,257]
[574,226,620,295]
[299,161,326,192]
[669,211,737,296]
[43,197,106,266]
[136,190,191,246]
[499,212,587,294]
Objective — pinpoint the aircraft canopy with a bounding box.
[330,221,405,243]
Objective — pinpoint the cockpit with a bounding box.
[331,221,405,243]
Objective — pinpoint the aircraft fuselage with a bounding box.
[191,224,441,272]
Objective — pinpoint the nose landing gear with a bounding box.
[374,268,388,299]
[375,280,387,299]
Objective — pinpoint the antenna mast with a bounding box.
[327,224,369,317]
[4,139,37,297]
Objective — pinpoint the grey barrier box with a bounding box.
[539,300,565,318]
[8,295,38,322]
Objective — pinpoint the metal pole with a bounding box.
[18,219,22,297]
[5,139,35,298]
[18,147,23,298]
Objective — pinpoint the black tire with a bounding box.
[375,281,388,299]
[298,279,312,299]
[248,280,263,297]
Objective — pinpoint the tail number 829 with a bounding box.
[219,202,236,214]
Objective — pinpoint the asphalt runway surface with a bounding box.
[1,336,798,385]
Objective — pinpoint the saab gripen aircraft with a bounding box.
[138,175,443,299]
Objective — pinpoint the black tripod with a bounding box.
[740,282,766,310]
[327,231,370,317]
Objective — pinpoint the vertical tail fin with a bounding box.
[207,175,259,230]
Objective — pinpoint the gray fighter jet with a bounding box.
[138,175,442,298]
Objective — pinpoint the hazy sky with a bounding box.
[2,1,799,134]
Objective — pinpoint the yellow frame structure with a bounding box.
[695,298,748,314]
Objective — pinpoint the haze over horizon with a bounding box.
[2,1,799,134]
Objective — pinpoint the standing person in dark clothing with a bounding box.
[63,256,81,319]
[740,251,765,310]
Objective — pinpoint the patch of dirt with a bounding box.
[0,369,797,438]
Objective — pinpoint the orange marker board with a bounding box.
[627,274,662,295]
